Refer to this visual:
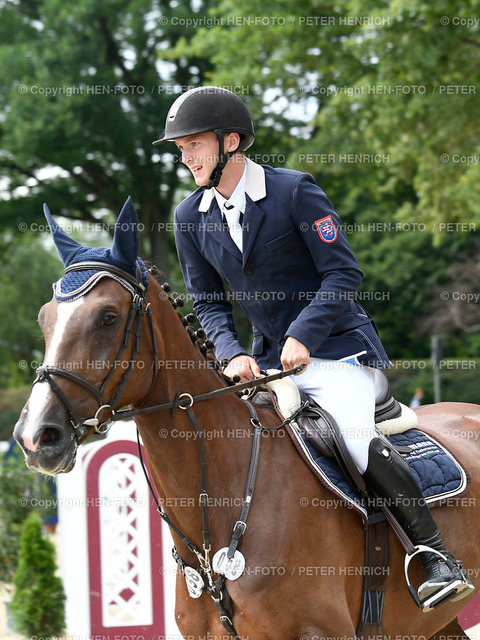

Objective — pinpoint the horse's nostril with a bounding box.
[39,426,62,447]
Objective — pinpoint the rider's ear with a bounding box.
[111,196,140,267]
[225,132,240,154]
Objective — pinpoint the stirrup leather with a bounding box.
[404,545,474,612]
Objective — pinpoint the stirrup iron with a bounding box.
[404,545,474,612]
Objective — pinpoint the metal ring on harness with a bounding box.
[178,392,194,409]
[90,404,115,434]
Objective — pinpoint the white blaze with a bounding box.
[21,298,85,452]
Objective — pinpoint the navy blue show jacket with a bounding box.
[174,159,389,370]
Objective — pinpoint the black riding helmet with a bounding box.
[153,86,255,189]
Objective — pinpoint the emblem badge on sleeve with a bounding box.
[315,215,338,243]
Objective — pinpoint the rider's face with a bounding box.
[175,131,220,187]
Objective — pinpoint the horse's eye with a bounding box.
[102,312,117,326]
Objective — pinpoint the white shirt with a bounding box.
[214,163,247,214]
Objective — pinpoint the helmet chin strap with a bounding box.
[204,129,237,190]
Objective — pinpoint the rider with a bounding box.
[153,86,473,608]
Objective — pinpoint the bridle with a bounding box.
[33,261,158,444]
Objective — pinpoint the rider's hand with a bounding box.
[223,355,262,383]
[280,337,310,375]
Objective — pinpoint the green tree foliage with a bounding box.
[185,0,480,226]
[0,387,31,441]
[10,512,65,636]
[0,453,57,584]
[0,0,214,275]
[387,359,480,409]
[0,234,63,388]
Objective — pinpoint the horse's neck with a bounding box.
[136,391,251,553]
[137,281,251,522]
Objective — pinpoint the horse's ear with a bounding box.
[43,203,83,266]
[111,196,140,267]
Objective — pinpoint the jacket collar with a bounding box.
[198,157,266,212]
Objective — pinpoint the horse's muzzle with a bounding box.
[13,414,78,475]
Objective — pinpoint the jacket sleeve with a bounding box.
[174,208,248,363]
[284,173,364,354]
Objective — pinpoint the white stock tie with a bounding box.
[223,202,243,252]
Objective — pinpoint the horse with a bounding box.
[13,198,480,640]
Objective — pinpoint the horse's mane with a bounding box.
[148,266,236,388]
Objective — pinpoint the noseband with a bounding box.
[33,262,158,444]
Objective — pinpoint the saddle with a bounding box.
[251,367,416,471]
[250,369,468,517]
[294,369,415,474]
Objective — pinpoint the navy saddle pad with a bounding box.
[295,427,469,523]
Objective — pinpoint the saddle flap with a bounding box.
[295,405,335,458]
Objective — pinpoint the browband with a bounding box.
[64,261,145,292]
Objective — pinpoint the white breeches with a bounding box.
[293,358,377,474]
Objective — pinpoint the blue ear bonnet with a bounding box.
[52,248,149,302]
[44,196,149,302]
